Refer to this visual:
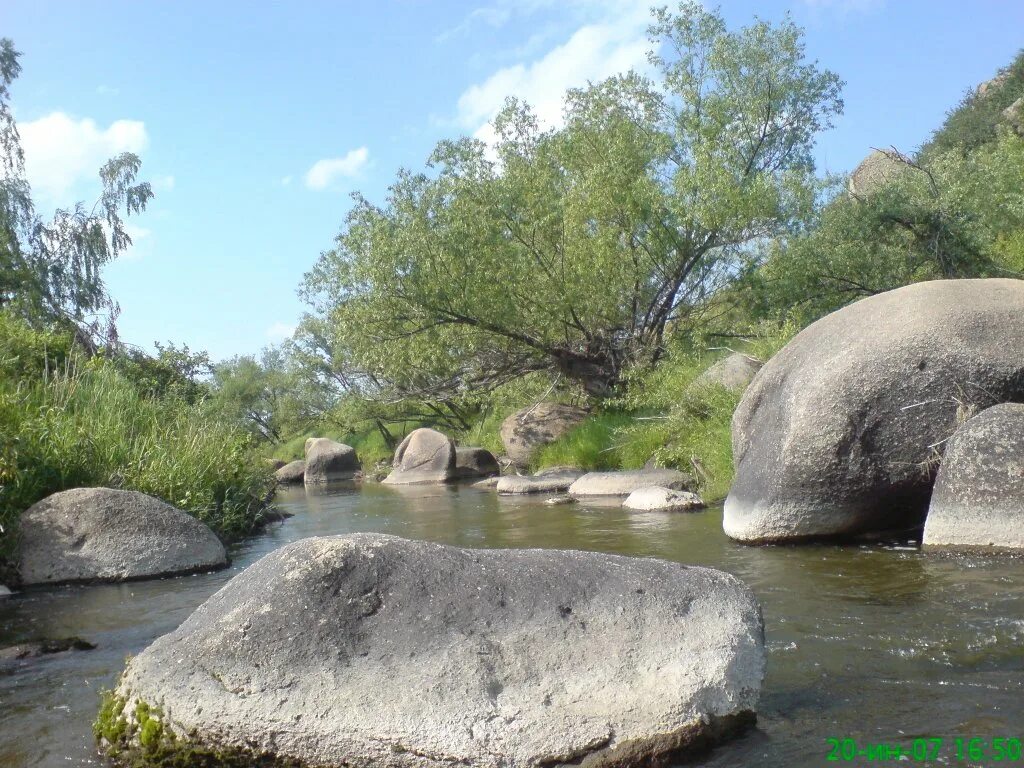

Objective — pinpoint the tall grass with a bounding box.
[0,360,274,559]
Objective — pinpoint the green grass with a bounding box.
[533,412,635,471]
[0,359,274,560]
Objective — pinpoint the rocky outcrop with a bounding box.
[569,469,691,497]
[496,468,584,495]
[108,533,765,767]
[274,460,305,484]
[304,438,360,484]
[1003,96,1024,136]
[848,149,907,196]
[923,403,1024,550]
[692,353,762,393]
[382,428,457,485]
[725,279,1024,543]
[17,488,227,585]
[623,486,706,512]
[453,447,500,479]
[500,403,588,467]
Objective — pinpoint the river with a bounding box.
[1,482,1023,767]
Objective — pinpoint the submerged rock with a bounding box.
[496,469,584,495]
[108,533,765,767]
[924,403,1024,550]
[543,494,575,506]
[472,475,501,489]
[0,636,96,662]
[17,488,227,585]
[500,403,588,467]
[623,486,706,512]
[569,469,691,497]
[304,438,359,484]
[274,459,305,484]
[454,447,500,479]
[382,428,457,485]
[725,279,1024,543]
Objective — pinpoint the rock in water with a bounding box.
[569,469,691,497]
[382,428,457,485]
[274,459,305,484]
[692,353,762,393]
[496,469,584,495]
[304,438,360,484]
[623,487,706,512]
[454,447,500,479]
[107,534,764,767]
[725,279,1024,543]
[18,488,227,585]
[500,403,588,467]
[924,403,1024,550]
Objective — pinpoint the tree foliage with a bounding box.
[301,3,842,398]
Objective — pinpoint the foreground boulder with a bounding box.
[105,534,765,767]
[725,279,1024,543]
[304,438,360,484]
[624,487,706,512]
[274,459,305,484]
[924,403,1024,550]
[692,353,762,393]
[500,403,588,467]
[454,447,500,479]
[496,468,584,495]
[382,428,456,485]
[18,488,227,585]
[569,469,691,497]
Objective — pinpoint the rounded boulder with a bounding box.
[500,403,588,467]
[382,428,456,485]
[454,447,500,479]
[108,533,765,767]
[304,439,359,484]
[274,459,305,484]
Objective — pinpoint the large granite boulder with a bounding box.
[382,428,456,485]
[623,486,706,512]
[274,459,305,484]
[569,469,691,497]
[847,149,907,196]
[17,488,227,585]
[105,534,765,767]
[454,447,500,479]
[496,468,584,495]
[500,403,588,467]
[691,353,762,393]
[725,279,1024,543]
[304,438,360,484]
[923,403,1024,550]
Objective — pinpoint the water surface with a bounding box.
[1,483,1022,766]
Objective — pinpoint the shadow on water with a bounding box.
[2,482,1023,766]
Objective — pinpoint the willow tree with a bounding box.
[301,3,843,398]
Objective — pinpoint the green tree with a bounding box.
[301,3,842,398]
[0,38,153,336]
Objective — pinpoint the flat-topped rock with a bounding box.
[454,447,500,479]
[569,469,691,497]
[924,403,1024,550]
[17,488,227,585]
[274,459,305,484]
[304,438,359,484]
[624,486,706,512]
[107,533,765,768]
[496,469,585,495]
[382,428,457,485]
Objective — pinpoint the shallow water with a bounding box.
[1,482,1023,767]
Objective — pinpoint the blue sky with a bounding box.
[5,0,1023,361]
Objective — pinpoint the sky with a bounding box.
[4,0,1023,361]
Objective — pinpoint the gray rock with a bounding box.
[848,149,907,196]
[304,438,360,484]
[977,72,1009,98]
[0,636,96,662]
[924,403,1024,550]
[623,486,706,512]
[725,278,1024,543]
[112,533,765,767]
[274,459,305,484]
[0,585,10,597]
[472,476,501,489]
[496,469,584,495]
[692,353,762,393]
[544,494,576,506]
[454,447,500,479]
[569,469,691,497]
[382,428,456,485]
[1003,96,1024,136]
[17,488,227,585]
[500,403,588,467]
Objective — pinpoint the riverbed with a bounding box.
[1,482,1022,767]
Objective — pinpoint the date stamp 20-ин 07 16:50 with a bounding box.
[827,737,1024,763]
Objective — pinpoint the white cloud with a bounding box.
[19,112,148,203]
[453,3,652,143]
[266,322,297,342]
[436,6,513,42]
[304,147,370,190]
